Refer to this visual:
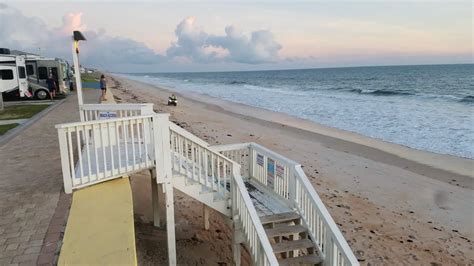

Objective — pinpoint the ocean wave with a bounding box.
[459,95,474,104]
[350,89,413,96]
[227,80,247,85]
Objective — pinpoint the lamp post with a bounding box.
[72,31,86,121]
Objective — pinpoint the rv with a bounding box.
[25,55,72,100]
[0,54,30,98]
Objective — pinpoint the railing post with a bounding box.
[288,166,297,208]
[248,145,254,179]
[153,114,171,183]
[231,164,244,266]
[58,128,73,194]
[152,113,176,265]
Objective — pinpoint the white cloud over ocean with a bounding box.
[0,4,282,70]
[167,16,281,64]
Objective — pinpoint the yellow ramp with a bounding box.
[58,178,137,266]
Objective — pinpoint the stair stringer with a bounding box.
[172,174,232,217]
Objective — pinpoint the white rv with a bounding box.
[25,55,72,100]
[0,55,30,98]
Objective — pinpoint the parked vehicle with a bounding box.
[25,55,72,100]
[0,54,30,99]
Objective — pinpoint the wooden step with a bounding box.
[278,254,323,266]
[260,212,300,225]
[272,239,314,254]
[265,225,307,238]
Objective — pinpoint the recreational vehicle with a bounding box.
[25,56,72,100]
[0,54,30,98]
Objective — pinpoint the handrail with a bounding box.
[81,103,153,110]
[211,142,252,152]
[168,130,277,264]
[293,166,359,266]
[55,115,155,129]
[231,164,279,265]
[169,122,209,148]
[250,143,299,166]
[216,141,359,266]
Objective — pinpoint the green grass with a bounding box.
[81,77,99,82]
[0,105,50,120]
[81,72,102,82]
[0,123,19,135]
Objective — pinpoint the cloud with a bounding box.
[0,4,165,70]
[0,5,281,70]
[167,17,282,64]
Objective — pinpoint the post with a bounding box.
[231,163,243,266]
[57,128,73,193]
[288,166,297,208]
[150,169,166,227]
[248,145,254,179]
[203,205,210,230]
[0,93,4,111]
[165,183,176,265]
[153,113,176,265]
[72,39,84,122]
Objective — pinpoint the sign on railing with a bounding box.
[213,142,360,266]
[81,103,154,122]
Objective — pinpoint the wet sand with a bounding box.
[109,75,473,265]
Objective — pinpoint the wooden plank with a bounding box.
[278,254,323,266]
[265,225,307,238]
[260,212,300,225]
[271,239,314,254]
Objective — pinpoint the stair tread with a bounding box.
[265,225,307,238]
[278,254,323,265]
[260,212,300,225]
[272,239,314,253]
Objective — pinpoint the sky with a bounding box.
[1,0,472,72]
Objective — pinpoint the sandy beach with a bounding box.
[107,75,473,265]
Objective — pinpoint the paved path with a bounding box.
[0,89,101,265]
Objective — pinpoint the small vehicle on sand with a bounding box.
[168,95,177,106]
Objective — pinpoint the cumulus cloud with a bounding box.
[0,4,282,70]
[167,17,282,64]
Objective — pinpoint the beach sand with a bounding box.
[108,75,473,265]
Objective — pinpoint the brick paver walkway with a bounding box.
[0,90,101,265]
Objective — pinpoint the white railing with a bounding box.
[81,103,154,121]
[213,143,252,179]
[231,164,279,266]
[56,115,155,193]
[168,127,278,265]
[169,123,231,198]
[293,166,358,266]
[213,142,359,266]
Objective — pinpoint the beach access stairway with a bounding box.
[55,103,359,266]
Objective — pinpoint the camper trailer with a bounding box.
[0,54,29,98]
[25,56,71,100]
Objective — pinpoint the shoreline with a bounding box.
[109,74,473,264]
[118,74,474,183]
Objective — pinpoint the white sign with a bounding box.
[98,111,118,120]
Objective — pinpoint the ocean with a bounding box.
[123,64,474,159]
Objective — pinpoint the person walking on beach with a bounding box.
[46,74,57,101]
[100,74,107,101]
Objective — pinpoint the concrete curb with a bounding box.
[0,99,67,147]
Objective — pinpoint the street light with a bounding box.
[72,30,86,121]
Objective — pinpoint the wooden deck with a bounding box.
[245,180,292,217]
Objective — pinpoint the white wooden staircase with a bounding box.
[56,103,359,266]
